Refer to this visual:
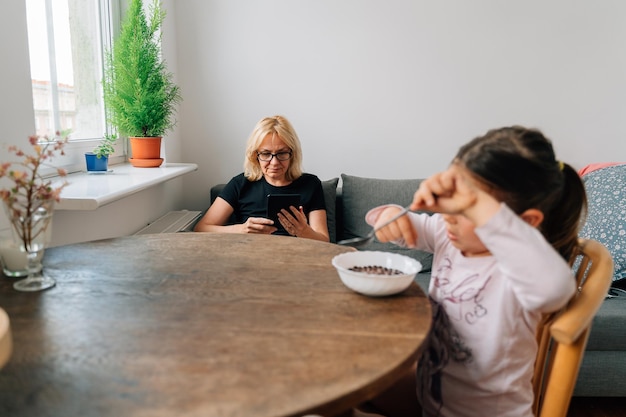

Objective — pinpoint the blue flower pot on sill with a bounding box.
[85,152,109,172]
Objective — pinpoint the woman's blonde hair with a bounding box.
[243,115,303,181]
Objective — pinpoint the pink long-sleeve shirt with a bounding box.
[367,204,576,417]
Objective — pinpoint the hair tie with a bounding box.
[558,161,565,171]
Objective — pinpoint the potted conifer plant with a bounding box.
[102,0,182,168]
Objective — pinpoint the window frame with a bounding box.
[26,0,127,177]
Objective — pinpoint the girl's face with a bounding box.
[257,133,292,185]
[441,213,490,257]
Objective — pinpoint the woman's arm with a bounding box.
[193,197,277,234]
[303,209,330,242]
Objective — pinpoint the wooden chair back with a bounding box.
[532,239,613,417]
[0,307,11,369]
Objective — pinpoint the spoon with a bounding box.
[337,206,411,247]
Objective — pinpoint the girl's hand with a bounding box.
[278,206,308,237]
[411,164,501,227]
[240,217,277,234]
[411,165,480,214]
[373,206,418,248]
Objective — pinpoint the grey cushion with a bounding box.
[586,293,626,351]
[414,272,431,293]
[579,164,626,282]
[321,178,339,243]
[340,173,433,271]
[574,350,626,396]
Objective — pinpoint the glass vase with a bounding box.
[0,227,29,277]
[3,200,55,292]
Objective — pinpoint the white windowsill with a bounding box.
[54,162,198,210]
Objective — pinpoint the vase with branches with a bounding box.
[0,135,68,291]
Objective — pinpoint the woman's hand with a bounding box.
[240,217,277,234]
[277,206,308,237]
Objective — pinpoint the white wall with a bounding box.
[0,1,48,233]
[170,0,626,211]
[0,1,37,149]
[1,1,626,244]
[50,178,184,246]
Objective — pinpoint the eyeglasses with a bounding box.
[257,151,292,162]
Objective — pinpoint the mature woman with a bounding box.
[194,115,329,242]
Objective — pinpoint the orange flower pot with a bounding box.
[129,137,163,168]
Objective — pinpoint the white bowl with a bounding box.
[332,251,422,296]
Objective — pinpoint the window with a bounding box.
[25,0,123,172]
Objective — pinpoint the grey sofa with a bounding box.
[210,171,626,397]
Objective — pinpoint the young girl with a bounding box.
[365,126,587,417]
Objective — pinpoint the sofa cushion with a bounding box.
[574,350,626,396]
[322,178,339,243]
[414,272,431,293]
[579,164,626,282]
[340,174,433,271]
[586,292,626,351]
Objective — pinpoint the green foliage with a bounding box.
[102,0,182,138]
[93,134,117,159]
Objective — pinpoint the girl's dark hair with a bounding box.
[455,126,587,261]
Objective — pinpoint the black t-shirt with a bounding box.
[219,173,326,235]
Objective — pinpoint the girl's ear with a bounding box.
[520,208,544,228]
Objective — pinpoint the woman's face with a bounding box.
[257,133,292,185]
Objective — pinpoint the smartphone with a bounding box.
[266,194,301,232]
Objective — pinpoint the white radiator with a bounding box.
[134,210,202,235]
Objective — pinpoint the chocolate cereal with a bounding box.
[349,265,404,275]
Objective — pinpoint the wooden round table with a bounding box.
[0,233,431,417]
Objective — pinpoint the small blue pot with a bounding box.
[85,153,109,172]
